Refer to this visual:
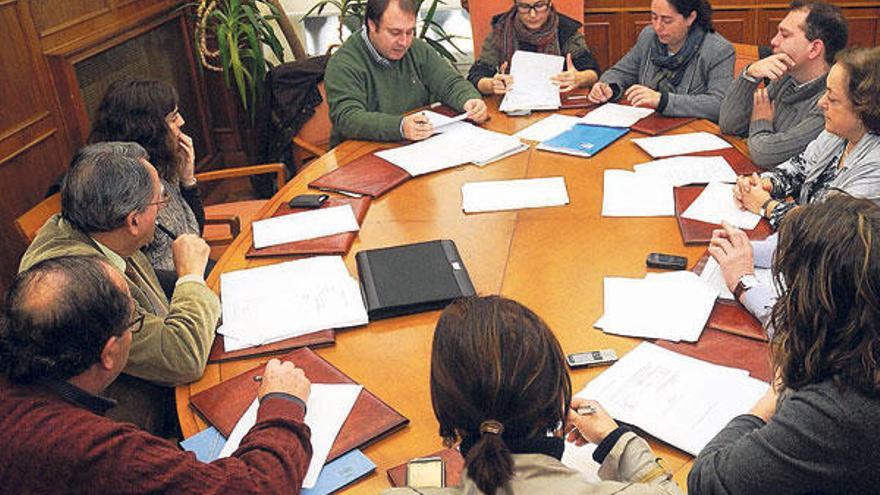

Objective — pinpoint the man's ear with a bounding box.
[124,210,141,237]
[98,335,121,372]
[366,18,377,34]
[808,39,825,63]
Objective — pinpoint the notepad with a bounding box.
[632,131,732,158]
[461,177,569,213]
[578,103,654,128]
[513,114,581,142]
[576,342,768,456]
[219,383,363,489]
[681,182,762,230]
[602,169,674,217]
[251,204,361,249]
[537,124,628,158]
[633,155,737,186]
[423,110,470,134]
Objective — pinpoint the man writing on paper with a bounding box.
[0,255,313,493]
[19,142,220,437]
[718,1,847,168]
[325,0,489,147]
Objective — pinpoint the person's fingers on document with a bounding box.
[259,359,312,403]
[402,113,433,141]
[492,73,512,94]
[464,98,489,123]
[588,82,612,103]
[567,398,618,445]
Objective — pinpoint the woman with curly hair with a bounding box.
[89,80,205,291]
[690,195,880,494]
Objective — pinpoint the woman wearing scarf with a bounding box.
[588,0,734,122]
[467,0,600,95]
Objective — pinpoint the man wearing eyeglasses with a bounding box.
[325,0,489,147]
[0,255,312,493]
[19,141,220,437]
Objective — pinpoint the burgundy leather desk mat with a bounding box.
[673,185,773,245]
[207,330,335,363]
[387,448,466,488]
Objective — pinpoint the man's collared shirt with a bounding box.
[361,26,392,68]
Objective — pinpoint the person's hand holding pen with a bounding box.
[491,61,513,95]
[564,397,619,445]
[402,112,434,141]
[254,358,312,403]
[463,98,489,124]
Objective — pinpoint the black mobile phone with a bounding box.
[646,252,687,270]
[406,456,445,488]
[566,349,618,369]
[288,194,329,209]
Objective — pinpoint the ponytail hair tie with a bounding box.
[479,419,504,436]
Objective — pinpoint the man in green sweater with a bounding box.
[325,0,488,148]
[19,142,221,437]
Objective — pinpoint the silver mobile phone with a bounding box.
[566,349,618,368]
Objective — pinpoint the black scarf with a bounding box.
[649,25,707,93]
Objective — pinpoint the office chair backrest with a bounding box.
[15,193,61,244]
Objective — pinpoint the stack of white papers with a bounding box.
[632,132,732,158]
[576,342,768,455]
[602,169,674,217]
[578,103,654,128]
[461,176,569,213]
[596,271,717,342]
[375,124,526,175]
[219,383,363,488]
[499,50,564,112]
[252,204,360,249]
[633,155,737,186]
[700,256,772,300]
[681,182,762,230]
[219,256,368,351]
[513,114,581,142]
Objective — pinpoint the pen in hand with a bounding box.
[155,221,178,240]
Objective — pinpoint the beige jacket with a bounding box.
[383,432,683,495]
[19,214,221,434]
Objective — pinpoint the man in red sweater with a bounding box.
[0,255,313,494]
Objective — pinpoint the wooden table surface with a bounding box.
[177,99,749,493]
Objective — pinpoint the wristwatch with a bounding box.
[734,273,759,299]
[759,198,775,219]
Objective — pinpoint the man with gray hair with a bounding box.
[20,142,220,436]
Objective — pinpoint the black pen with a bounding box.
[155,221,178,240]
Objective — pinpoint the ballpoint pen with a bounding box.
[155,221,178,239]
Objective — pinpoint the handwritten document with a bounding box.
[681,182,762,230]
[632,132,732,158]
[578,103,654,128]
[252,204,360,249]
[576,342,768,455]
[499,50,564,112]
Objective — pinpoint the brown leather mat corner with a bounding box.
[207,330,336,363]
[673,185,774,244]
[309,153,411,198]
[190,347,409,461]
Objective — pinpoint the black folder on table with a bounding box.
[356,239,475,320]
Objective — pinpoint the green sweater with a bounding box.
[19,215,221,436]
[325,30,480,147]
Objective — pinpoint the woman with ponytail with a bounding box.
[383,295,682,495]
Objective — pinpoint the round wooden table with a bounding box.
[178,100,748,493]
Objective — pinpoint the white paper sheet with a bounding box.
[461,176,569,213]
[700,256,773,300]
[561,442,601,483]
[499,50,564,112]
[576,342,768,456]
[633,155,737,186]
[251,204,360,249]
[422,110,471,134]
[596,271,717,342]
[219,256,368,349]
[632,131,732,158]
[578,103,654,128]
[513,114,581,142]
[218,383,363,488]
[375,124,524,176]
[602,169,674,217]
[681,182,762,230]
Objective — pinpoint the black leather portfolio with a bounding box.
[356,239,475,320]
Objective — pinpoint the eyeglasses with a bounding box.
[125,314,145,335]
[515,0,551,14]
[144,185,170,209]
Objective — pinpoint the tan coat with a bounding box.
[19,214,221,435]
[383,432,683,495]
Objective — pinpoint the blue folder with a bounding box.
[537,124,629,157]
[181,426,376,494]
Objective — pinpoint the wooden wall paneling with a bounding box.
[712,9,756,44]
[623,11,651,49]
[840,7,880,48]
[755,8,786,44]
[29,0,110,37]
[583,13,620,72]
[0,0,73,294]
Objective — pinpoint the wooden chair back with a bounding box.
[468,0,584,58]
[15,193,61,244]
[733,43,760,78]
